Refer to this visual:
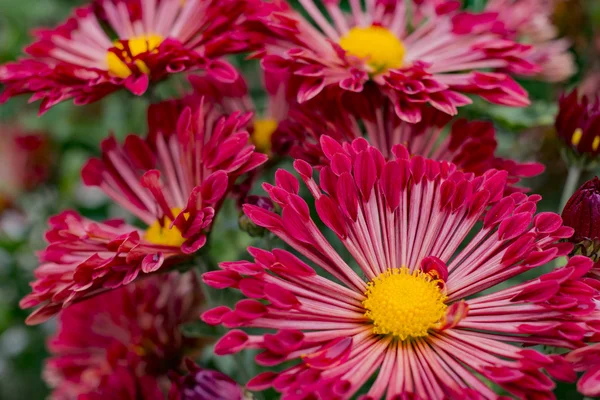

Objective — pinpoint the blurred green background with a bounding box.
[0,0,599,399]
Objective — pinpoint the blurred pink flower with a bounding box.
[20,99,267,325]
[0,125,52,211]
[202,136,594,399]
[44,272,202,400]
[0,0,253,113]
[486,0,576,82]
[168,359,247,400]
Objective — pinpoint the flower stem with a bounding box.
[559,166,582,212]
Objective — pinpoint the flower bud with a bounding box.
[169,359,250,400]
[555,90,600,166]
[561,177,600,258]
[239,195,276,237]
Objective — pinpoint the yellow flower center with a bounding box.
[339,26,406,72]
[571,128,583,146]
[106,34,164,78]
[144,208,186,247]
[363,268,447,340]
[252,118,278,154]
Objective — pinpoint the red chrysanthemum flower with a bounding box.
[19,99,267,325]
[486,0,575,82]
[279,90,543,193]
[0,0,252,113]
[567,342,600,398]
[187,69,294,155]
[44,272,202,400]
[253,0,540,123]
[201,136,598,399]
[555,89,600,165]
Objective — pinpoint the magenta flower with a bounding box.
[188,69,293,155]
[486,0,575,82]
[555,89,600,164]
[254,0,539,123]
[201,136,597,399]
[280,89,543,193]
[168,359,248,400]
[567,342,600,398]
[20,100,267,325]
[0,0,252,113]
[44,272,202,400]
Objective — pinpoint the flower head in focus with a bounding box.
[168,359,248,400]
[0,0,252,113]
[44,272,202,400]
[254,0,542,123]
[202,136,594,399]
[555,89,600,167]
[19,99,267,325]
[279,89,544,193]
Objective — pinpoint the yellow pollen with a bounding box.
[363,268,447,340]
[252,118,278,154]
[144,208,186,247]
[339,26,406,72]
[593,136,600,151]
[106,34,164,78]
[571,128,583,146]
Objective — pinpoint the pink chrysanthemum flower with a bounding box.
[0,0,251,113]
[201,136,598,399]
[279,90,544,193]
[188,70,293,155]
[19,100,267,325]
[44,272,202,400]
[486,0,575,82]
[567,341,600,398]
[254,0,539,123]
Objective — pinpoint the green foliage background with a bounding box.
[0,0,598,399]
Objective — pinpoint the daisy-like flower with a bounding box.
[486,0,575,82]
[188,69,293,155]
[201,136,596,399]
[280,89,543,193]
[19,99,267,325]
[255,0,538,123]
[44,272,202,400]
[0,0,251,113]
[555,89,600,166]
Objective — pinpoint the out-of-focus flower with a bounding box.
[562,177,600,257]
[202,136,593,399]
[0,0,252,113]
[486,0,576,82]
[253,0,542,123]
[0,125,52,211]
[279,90,543,193]
[555,89,600,166]
[19,100,267,325]
[567,343,600,398]
[168,359,248,400]
[44,272,202,400]
[238,195,276,237]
